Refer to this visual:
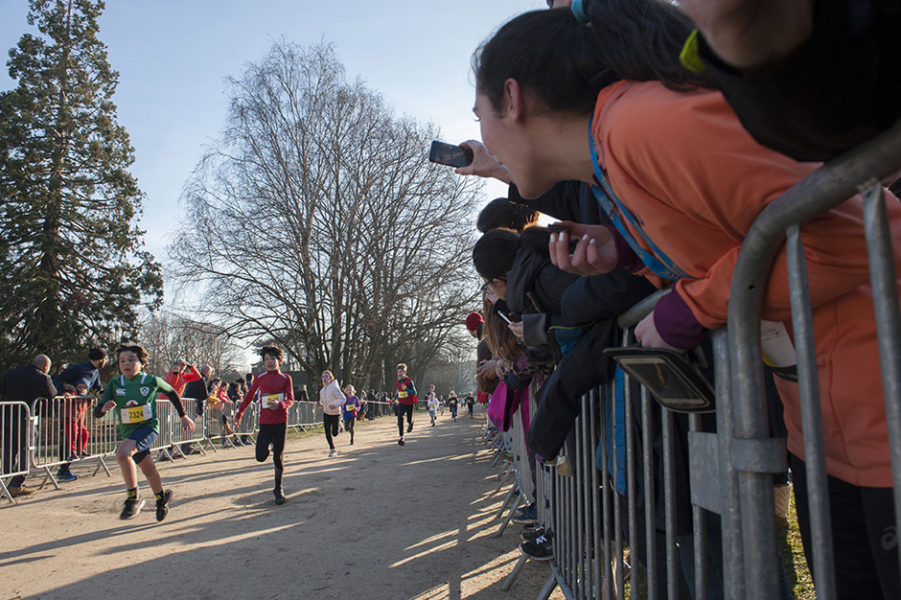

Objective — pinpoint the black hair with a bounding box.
[477,198,539,233]
[474,1,709,115]
[88,347,106,361]
[472,226,552,282]
[259,345,283,361]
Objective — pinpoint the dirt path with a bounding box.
[1,411,563,600]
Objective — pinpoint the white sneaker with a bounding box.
[329,449,338,457]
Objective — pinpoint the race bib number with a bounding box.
[120,404,153,424]
[398,391,409,398]
[262,392,284,408]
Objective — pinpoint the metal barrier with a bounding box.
[498,122,901,599]
[288,401,324,433]
[1,401,33,502]
[31,396,118,488]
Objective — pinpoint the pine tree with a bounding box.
[0,0,162,371]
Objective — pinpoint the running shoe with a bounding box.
[274,488,287,505]
[520,527,547,543]
[512,503,538,525]
[329,449,338,457]
[156,489,173,522]
[120,497,145,520]
[57,469,78,482]
[398,437,405,446]
[520,530,555,561]
[407,422,413,433]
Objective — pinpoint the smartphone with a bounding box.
[547,223,571,233]
[429,141,474,168]
[496,311,513,324]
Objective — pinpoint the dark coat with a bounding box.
[0,364,57,406]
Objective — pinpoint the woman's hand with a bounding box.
[508,320,524,341]
[102,400,116,412]
[476,359,498,380]
[454,140,513,183]
[549,222,619,276]
[634,312,683,352]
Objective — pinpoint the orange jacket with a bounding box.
[593,81,901,487]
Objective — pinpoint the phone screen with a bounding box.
[429,141,474,168]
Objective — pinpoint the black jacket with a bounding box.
[0,364,57,405]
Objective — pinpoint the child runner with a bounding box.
[447,391,459,422]
[427,391,439,427]
[317,371,344,457]
[234,346,294,505]
[394,364,418,446]
[342,384,361,445]
[94,345,195,521]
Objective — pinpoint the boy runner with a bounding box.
[394,364,417,446]
[235,346,294,505]
[95,345,195,521]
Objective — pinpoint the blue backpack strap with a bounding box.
[588,119,690,280]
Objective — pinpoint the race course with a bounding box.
[1,411,563,600]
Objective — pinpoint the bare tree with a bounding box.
[139,313,245,380]
[168,41,481,388]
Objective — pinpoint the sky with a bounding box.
[0,0,547,283]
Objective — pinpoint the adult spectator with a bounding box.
[678,0,901,162]
[54,347,106,394]
[178,365,213,456]
[1,355,57,497]
[366,388,377,420]
[53,347,107,481]
[160,359,200,400]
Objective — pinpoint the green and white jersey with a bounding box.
[99,373,174,437]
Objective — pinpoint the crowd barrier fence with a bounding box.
[495,121,901,600]
[2,395,401,503]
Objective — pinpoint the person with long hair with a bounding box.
[470,2,901,595]
[317,371,344,457]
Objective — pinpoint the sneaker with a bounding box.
[156,489,173,522]
[521,527,547,543]
[398,437,405,446]
[66,454,78,462]
[274,488,287,505]
[120,497,145,520]
[8,485,36,498]
[555,456,573,477]
[512,503,538,525]
[157,453,173,462]
[329,449,338,457]
[57,469,79,482]
[233,438,244,447]
[79,450,91,458]
[407,422,413,433]
[520,530,555,561]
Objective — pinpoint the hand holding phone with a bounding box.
[429,141,474,168]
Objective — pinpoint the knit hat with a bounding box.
[465,312,484,332]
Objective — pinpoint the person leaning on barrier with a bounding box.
[178,365,212,456]
[53,347,106,481]
[0,354,57,497]
[677,0,901,162]
[471,0,901,595]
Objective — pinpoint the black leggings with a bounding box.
[790,453,900,599]
[324,413,340,449]
[256,422,286,489]
[397,403,414,437]
[344,417,355,442]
